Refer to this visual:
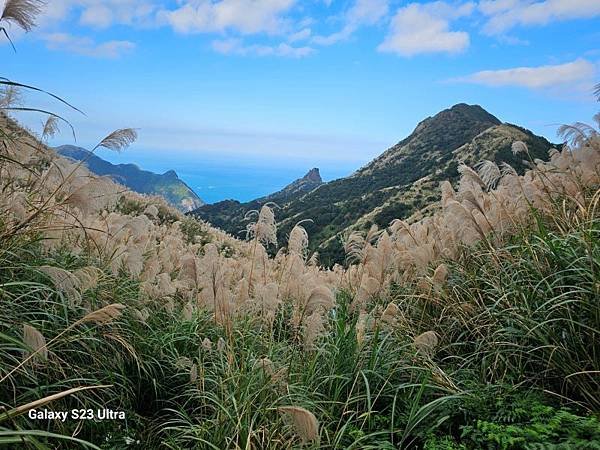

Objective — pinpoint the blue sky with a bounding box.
[2,0,600,202]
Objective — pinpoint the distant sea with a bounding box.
[94,148,361,204]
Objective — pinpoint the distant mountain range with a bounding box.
[56,145,204,212]
[192,103,557,265]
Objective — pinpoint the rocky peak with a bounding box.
[303,168,322,183]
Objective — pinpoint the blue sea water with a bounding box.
[94,148,361,204]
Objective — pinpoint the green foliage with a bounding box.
[179,216,212,245]
[424,435,467,450]
[0,236,455,448]
[421,390,600,449]
[1,208,600,448]
[461,403,600,449]
[116,195,180,224]
[1,109,597,448]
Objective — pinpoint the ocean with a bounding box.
[93,148,361,204]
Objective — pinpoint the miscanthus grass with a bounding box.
[1,7,599,445]
[2,212,598,448]
[1,172,599,449]
[1,107,599,447]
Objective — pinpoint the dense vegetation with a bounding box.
[194,105,555,266]
[1,3,598,449]
[1,179,599,449]
[56,145,204,212]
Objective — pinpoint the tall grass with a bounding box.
[0,192,599,447]
[1,4,599,445]
[1,99,599,448]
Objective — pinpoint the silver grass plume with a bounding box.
[413,330,439,357]
[190,364,198,383]
[557,122,598,147]
[355,312,369,346]
[458,164,486,188]
[512,141,529,155]
[42,115,59,141]
[0,0,45,32]
[303,311,325,348]
[202,337,212,350]
[93,128,138,152]
[278,406,319,444]
[144,204,159,219]
[381,302,400,326]
[432,263,448,287]
[253,357,275,377]
[304,285,335,316]
[245,204,277,247]
[344,225,380,265]
[73,266,101,293]
[175,357,193,370]
[288,223,309,257]
[475,160,501,190]
[133,308,150,323]
[307,251,319,267]
[257,204,277,246]
[440,180,455,205]
[183,302,194,321]
[23,324,47,362]
[344,231,366,264]
[500,162,517,178]
[0,84,21,108]
[39,265,81,305]
[80,303,125,325]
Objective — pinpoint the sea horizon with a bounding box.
[87,146,364,204]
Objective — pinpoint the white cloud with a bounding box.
[479,0,600,34]
[378,2,473,56]
[288,27,311,42]
[38,0,158,29]
[43,33,136,58]
[312,28,352,45]
[346,0,389,26]
[454,59,596,88]
[312,0,389,45]
[212,37,313,57]
[79,5,114,28]
[161,0,296,35]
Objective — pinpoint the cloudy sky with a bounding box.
[3,0,600,170]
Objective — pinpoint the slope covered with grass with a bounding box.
[1,99,599,448]
[1,6,599,445]
[193,104,556,266]
[1,206,599,449]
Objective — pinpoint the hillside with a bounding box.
[2,4,599,448]
[3,106,599,449]
[56,145,204,212]
[195,167,323,238]
[193,104,556,265]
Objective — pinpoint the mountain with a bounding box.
[264,167,323,202]
[192,104,557,265]
[56,145,204,212]
[193,168,324,237]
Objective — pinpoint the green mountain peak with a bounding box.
[192,104,556,266]
[56,145,204,212]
